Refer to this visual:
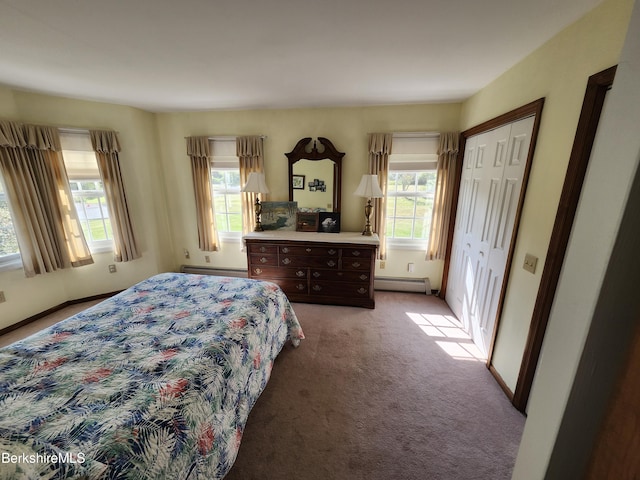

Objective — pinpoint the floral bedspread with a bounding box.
[0,273,304,479]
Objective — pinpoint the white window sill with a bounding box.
[219,232,242,243]
[386,239,428,251]
[0,256,23,273]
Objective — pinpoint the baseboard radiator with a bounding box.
[180,266,431,295]
[180,265,248,278]
[374,277,432,295]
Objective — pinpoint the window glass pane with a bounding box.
[386,167,436,243]
[394,219,414,238]
[210,163,243,234]
[395,197,416,217]
[0,181,20,257]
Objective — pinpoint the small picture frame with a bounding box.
[292,174,305,190]
[318,212,341,233]
[296,212,319,232]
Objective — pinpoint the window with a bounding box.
[60,131,113,252]
[209,138,242,239]
[386,135,438,249]
[0,176,21,269]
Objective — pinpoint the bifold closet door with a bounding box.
[446,116,535,357]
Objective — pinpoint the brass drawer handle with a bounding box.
[352,250,361,256]
[282,258,291,265]
[313,285,322,291]
[306,248,312,253]
[328,249,336,255]
[359,274,368,281]
[254,268,263,275]
[312,272,321,278]
[357,287,367,294]
[296,270,305,277]
[327,260,336,267]
[296,283,305,290]
[260,257,268,263]
[352,262,361,268]
[260,246,267,253]
[282,247,290,253]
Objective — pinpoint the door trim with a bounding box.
[512,66,617,411]
[440,98,545,401]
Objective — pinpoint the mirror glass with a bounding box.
[287,137,344,213]
[292,159,335,211]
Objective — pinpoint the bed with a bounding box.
[0,273,304,479]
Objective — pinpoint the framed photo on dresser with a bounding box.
[318,212,340,233]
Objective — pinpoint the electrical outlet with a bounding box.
[408,263,415,273]
[108,264,117,273]
[0,291,5,303]
[205,255,211,263]
[380,261,386,269]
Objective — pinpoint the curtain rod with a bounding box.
[382,132,441,138]
[59,127,120,134]
[183,135,267,140]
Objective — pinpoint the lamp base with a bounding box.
[362,198,374,236]
[254,197,264,232]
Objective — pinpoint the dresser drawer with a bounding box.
[343,248,373,259]
[279,245,339,256]
[279,256,339,269]
[250,266,307,279]
[270,278,308,295]
[249,253,278,266]
[309,281,371,297]
[342,257,371,270]
[248,243,278,255]
[310,269,371,283]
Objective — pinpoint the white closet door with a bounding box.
[446,116,535,357]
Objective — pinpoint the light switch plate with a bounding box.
[523,253,538,274]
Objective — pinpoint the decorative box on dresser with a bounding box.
[243,231,379,308]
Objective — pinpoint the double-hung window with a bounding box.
[210,138,242,240]
[59,131,113,253]
[386,134,439,249]
[0,175,21,270]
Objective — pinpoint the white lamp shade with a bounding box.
[242,172,270,194]
[353,174,383,198]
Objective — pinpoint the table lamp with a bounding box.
[353,174,383,236]
[242,172,270,231]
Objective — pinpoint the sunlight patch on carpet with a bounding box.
[406,312,487,361]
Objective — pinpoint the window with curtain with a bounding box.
[60,131,113,253]
[386,135,438,250]
[209,138,242,239]
[0,174,20,269]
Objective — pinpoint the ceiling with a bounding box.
[0,0,603,112]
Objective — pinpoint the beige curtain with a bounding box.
[427,132,460,260]
[90,130,141,262]
[368,133,392,260]
[237,136,265,236]
[186,136,218,252]
[0,121,93,277]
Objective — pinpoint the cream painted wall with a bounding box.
[459,0,634,392]
[0,90,173,329]
[155,103,460,290]
[515,0,640,476]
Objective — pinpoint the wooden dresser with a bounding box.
[243,232,379,308]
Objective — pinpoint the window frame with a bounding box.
[0,175,22,271]
[60,130,114,254]
[385,134,439,251]
[209,137,242,242]
[67,178,114,254]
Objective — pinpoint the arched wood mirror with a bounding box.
[287,137,344,213]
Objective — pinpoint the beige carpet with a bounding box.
[226,291,525,480]
[0,291,524,479]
